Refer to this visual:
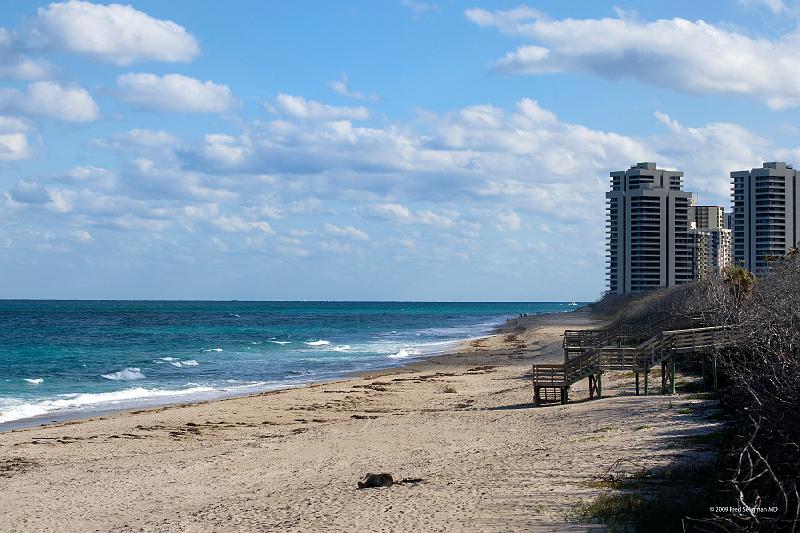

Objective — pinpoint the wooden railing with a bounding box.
[563,329,611,358]
[597,347,639,370]
[566,349,601,382]
[663,326,730,354]
[533,324,733,405]
[531,364,567,387]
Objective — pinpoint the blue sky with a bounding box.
[1,0,799,300]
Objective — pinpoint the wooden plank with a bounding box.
[533,324,733,404]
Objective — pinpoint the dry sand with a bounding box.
[0,310,723,532]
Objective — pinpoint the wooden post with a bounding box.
[644,369,649,395]
[661,362,666,395]
[589,375,595,400]
[701,354,706,392]
[597,371,603,399]
[659,340,664,386]
[560,387,568,405]
[670,356,676,395]
[635,372,640,396]
[712,354,718,392]
[533,386,540,406]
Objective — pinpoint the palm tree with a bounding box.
[722,265,755,301]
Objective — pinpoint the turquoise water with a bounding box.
[0,301,582,425]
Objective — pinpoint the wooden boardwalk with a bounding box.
[531,325,731,406]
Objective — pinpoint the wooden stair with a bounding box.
[532,325,732,406]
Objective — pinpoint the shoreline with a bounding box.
[0,308,581,433]
[0,307,722,531]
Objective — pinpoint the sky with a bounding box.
[1,0,800,301]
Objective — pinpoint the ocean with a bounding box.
[0,300,582,427]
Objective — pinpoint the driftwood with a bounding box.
[356,473,424,489]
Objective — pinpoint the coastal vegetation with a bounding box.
[583,255,800,532]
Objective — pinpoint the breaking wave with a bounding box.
[387,348,422,360]
[304,340,330,346]
[0,386,216,424]
[101,368,144,381]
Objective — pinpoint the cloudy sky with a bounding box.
[1,0,799,300]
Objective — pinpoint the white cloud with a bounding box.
[0,116,32,133]
[210,236,229,253]
[368,203,412,221]
[0,133,32,161]
[430,98,651,181]
[116,73,236,113]
[277,244,310,257]
[49,190,78,214]
[0,56,53,81]
[9,79,800,301]
[60,166,118,191]
[288,197,325,215]
[26,0,200,65]
[324,223,369,241]
[271,93,370,120]
[318,241,353,254]
[197,133,251,166]
[465,6,546,34]
[70,229,93,242]
[415,210,456,227]
[212,215,273,234]
[179,96,651,221]
[3,90,780,289]
[93,128,178,150]
[329,73,379,101]
[367,203,457,227]
[496,211,522,231]
[0,115,33,161]
[466,6,800,108]
[9,180,49,204]
[652,111,768,198]
[0,25,54,81]
[128,156,236,202]
[738,0,788,13]
[0,81,99,121]
[401,0,439,15]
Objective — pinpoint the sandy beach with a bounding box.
[0,310,722,532]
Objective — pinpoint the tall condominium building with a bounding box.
[692,205,724,230]
[731,162,800,272]
[689,205,732,279]
[606,162,694,294]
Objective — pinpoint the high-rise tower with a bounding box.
[731,162,800,272]
[606,162,694,294]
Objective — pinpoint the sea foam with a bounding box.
[170,360,199,368]
[101,367,144,381]
[387,348,421,360]
[0,386,216,424]
[304,340,330,346]
[24,378,44,384]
